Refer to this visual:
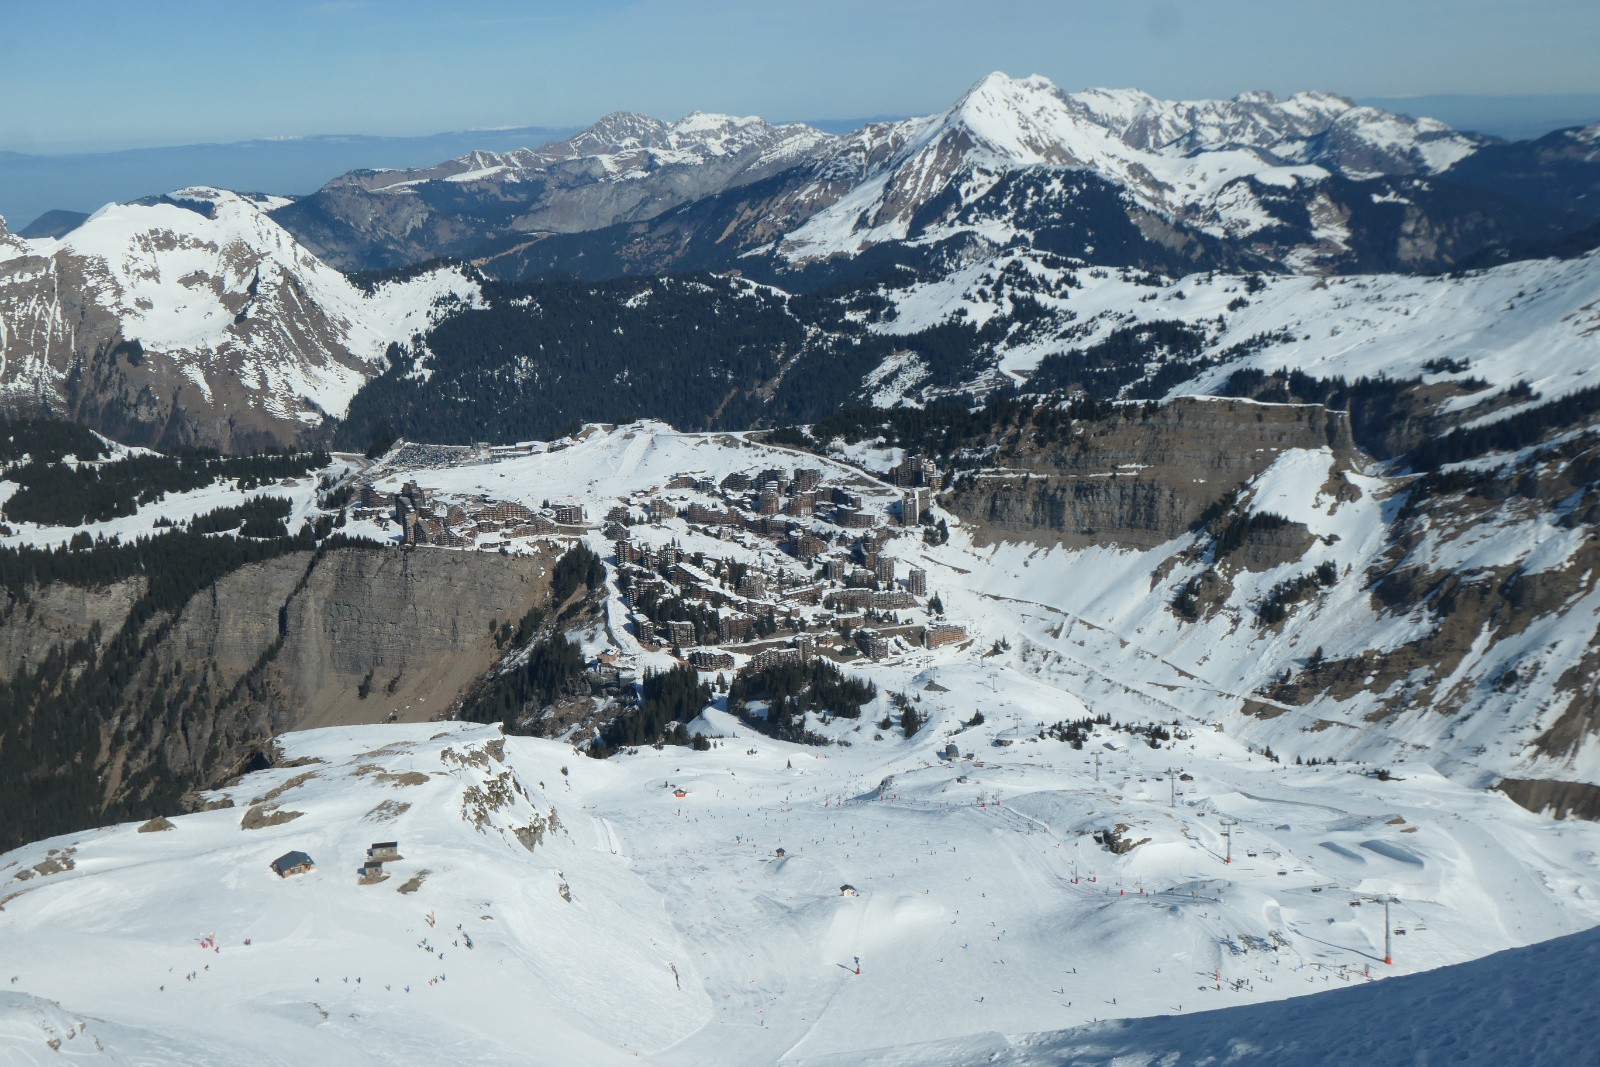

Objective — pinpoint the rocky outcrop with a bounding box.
[0,577,145,677]
[263,546,558,732]
[94,543,558,813]
[1497,779,1600,821]
[949,398,1352,549]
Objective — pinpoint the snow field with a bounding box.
[4,679,1596,1064]
[866,245,1600,419]
[5,423,1600,1062]
[2,723,708,1065]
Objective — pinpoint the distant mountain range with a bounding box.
[1,72,1597,450]
[270,72,1600,284]
[0,126,581,236]
[0,119,906,235]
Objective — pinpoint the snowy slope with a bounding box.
[772,72,1481,264]
[0,724,704,1065]
[0,187,479,445]
[863,245,1600,414]
[5,422,1600,1062]
[2,707,1596,1064]
[889,925,1600,1066]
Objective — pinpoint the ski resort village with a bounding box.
[1,10,1600,1060]
[3,415,1600,1064]
[350,429,966,675]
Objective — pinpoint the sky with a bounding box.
[2,0,1598,154]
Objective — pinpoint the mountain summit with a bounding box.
[272,72,1510,275]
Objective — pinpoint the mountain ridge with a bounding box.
[277,71,1561,279]
[0,187,479,450]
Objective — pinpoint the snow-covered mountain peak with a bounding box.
[657,111,830,162]
[768,72,1496,264]
[0,186,481,446]
[864,72,1474,180]
[961,69,1060,100]
[428,109,830,181]
[939,70,1107,167]
[675,109,763,132]
[1273,89,1358,113]
[559,110,674,155]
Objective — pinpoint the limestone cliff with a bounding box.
[0,577,145,676]
[0,542,560,846]
[948,398,1352,549]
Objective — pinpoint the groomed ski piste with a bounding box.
[4,422,1600,1064]
[2,707,1597,1065]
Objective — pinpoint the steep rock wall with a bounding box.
[98,544,558,811]
[949,398,1352,549]
[0,577,146,677]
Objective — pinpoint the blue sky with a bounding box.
[3,0,1598,153]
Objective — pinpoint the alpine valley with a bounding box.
[2,72,1600,1066]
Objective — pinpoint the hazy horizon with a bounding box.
[2,0,1596,155]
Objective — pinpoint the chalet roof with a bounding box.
[271,850,314,873]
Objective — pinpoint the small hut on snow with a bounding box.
[271,850,315,878]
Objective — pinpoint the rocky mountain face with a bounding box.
[948,397,1353,550]
[0,214,17,246]
[0,540,564,852]
[0,188,480,450]
[271,112,831,272]
[864,390,1600,816]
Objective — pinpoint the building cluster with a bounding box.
[339,448,969,673]
[352,479,579,548]
[607,462,966,670]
